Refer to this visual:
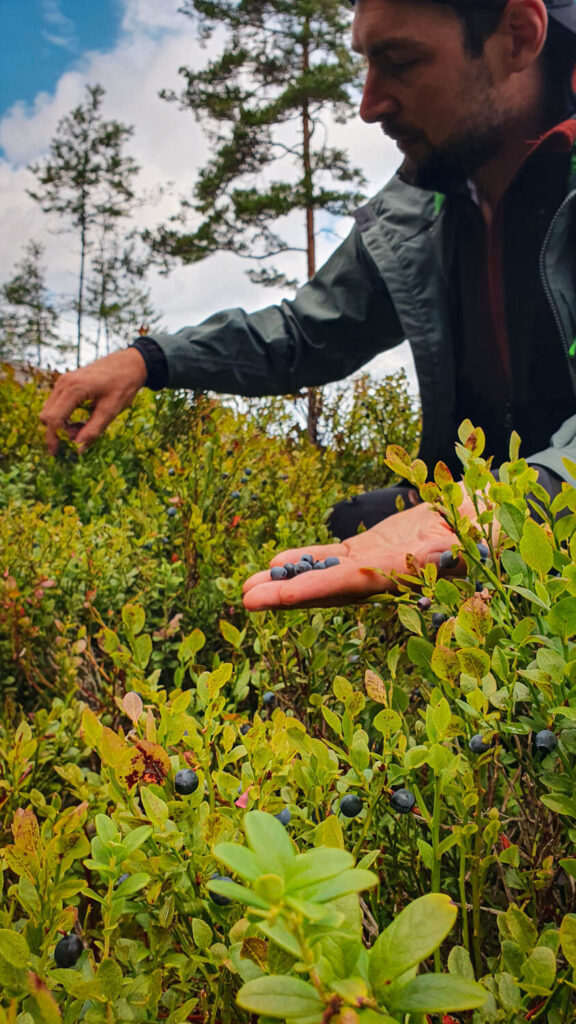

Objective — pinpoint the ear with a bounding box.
[496,0,548,71]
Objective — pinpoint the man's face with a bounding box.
[352,0,511,188]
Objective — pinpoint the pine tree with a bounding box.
[0,241,64,367]
[28,84,140,367]
[147,0,366,443]
[84,232,161,356]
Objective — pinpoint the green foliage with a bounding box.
[2,377,576,1021]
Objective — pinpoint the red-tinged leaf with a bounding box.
[119,740,171,790]
[122,692,143,726]
[12,808,39,853]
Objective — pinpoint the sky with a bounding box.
[0,0,415,388]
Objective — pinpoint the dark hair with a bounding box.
[413,0,576,103]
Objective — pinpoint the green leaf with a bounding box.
[237,976,324,1018]
[214,841,262,881]
[447,945,475,980]
[122,603,145,636]
[0,929,30,967]
[120,825,153,857]
[244,811,295,874]
[520,946,556,994]
[519,519,554,579]
[369,894,457,993]
[547,598,576,638]
[133,633,152,670]
[296,868,377,903]
[113,872,150,898]
[506,906,538,952]
[498,502,526,542]
[207,878,269,910]
[560,914,576,969]
[192,918,213,949]
[320,705,342,738]
[139,787,169,826]
[389,974,487,1013]
[95,815,119,845]
[96,957,123,1000]
[286,849,353,891]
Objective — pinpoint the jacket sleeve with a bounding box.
[147,224,404,397]
[527,413,576,486]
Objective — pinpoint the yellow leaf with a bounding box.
[364,669,388,705]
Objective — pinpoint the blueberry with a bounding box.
[469,734,492,754]
[275,808,291,825]
[231,490,241,499]
[262,691,276,707]
[534,729,557,755]
[324,556,341,568]
[283,562,296,578]
[114,873,130,889]
[240,723,251,735]
[475,581,486,592]
[222,472,229,479]
[340,794,363,818]
[167,507,178,517]
[300,554,314,565]
[243,468,253,477]
[54,934,83,968]
[143,542,153,551]
[270,566,288,580]
[417,596,431,611]
[209,874,233,906]
[168,468,175,476]
[294,561,312,574]
[175,769,199,795]
[477,542,490,562]
[390,788,416,814]
[313,561,326,570]
[439,550,459,570]
[431,612,448,630]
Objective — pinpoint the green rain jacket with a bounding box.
[149,171,576,485]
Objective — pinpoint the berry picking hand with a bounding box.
[40,348,148,455]
[243,488,483,611]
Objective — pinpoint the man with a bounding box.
[40,0,576,611]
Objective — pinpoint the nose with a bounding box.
[359,68,401,124]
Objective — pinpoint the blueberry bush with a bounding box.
[1,365,576,1023]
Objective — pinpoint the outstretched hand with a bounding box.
[40,348,148,455]
[243,491,476,611]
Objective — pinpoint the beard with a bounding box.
[397,119,508,191]
[391,57,510,192]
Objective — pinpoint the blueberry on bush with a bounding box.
[340,794,363,818]
[240,723,251,735]
[231,490,241,499]
[477,542,490,562]
[262,691,276,708]
[534,729,557,755]
[438,549,459,570]
[390,788,416,814]
[417,596,431,611]
[114,872,130,888]
[175,768,199,795]
[270,566,288,580]
[431,612,448,630]
[209,874,233,906]
[275,808,291,825]
[54,934,83,968]
[167,507,178,517]
[469,734,492,754]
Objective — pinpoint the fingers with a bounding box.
[40,378,89,455]
[72,398,127,451]
[243,562,390,612]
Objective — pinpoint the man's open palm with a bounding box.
[243,498,467,611]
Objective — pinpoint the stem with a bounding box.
[471,786,484,977]
[458,817,470,954]
[430,775,442,971]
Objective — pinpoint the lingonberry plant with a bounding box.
[1,369,576,1022]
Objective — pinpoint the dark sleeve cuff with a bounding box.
[130,338,169,391]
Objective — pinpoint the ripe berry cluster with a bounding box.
[270,553,340,580]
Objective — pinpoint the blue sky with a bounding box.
[0,0,122,117]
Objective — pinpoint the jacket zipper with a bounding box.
[538,188,576,392]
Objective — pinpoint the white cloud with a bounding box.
[40,0,78,51]
[0,5,416,391]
